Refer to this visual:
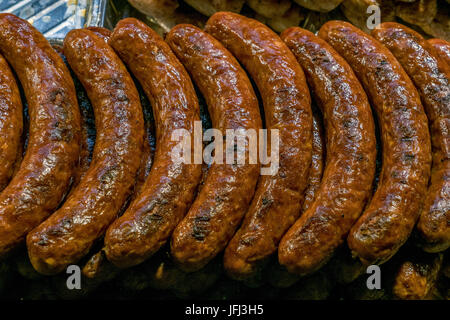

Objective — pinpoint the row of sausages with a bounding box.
[0,12,448,289]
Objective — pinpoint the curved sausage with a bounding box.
[278,27,377,275]
[265,110,326,287]
[0,13,81,257]
[319,21,432,265]
[0,53,23,192]
[52,44,96,192]
[206,12,313,280]
[26,29,144,275]
[167,24,263,272]
[428,38,450,66]
[83,26,156,198]
[104,18,202,268]
[372,23,449,253]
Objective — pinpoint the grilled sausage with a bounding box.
[264,110,326,287]
[26,29,144,275]
[278,27,377,275]
[206,12,313,280]
[319,21,432,265]
[372,23,449,253]
[0,53,23,192]
[104,18,202,268]
[0,13,81,257]
[83,26,156,199]
[52,45,95,192]
[167,24,262,272]
[428,38,450,66]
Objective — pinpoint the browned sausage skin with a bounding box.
[278,27,377,276]
[319,21,431,265]
[428,38,450,66]
[371,23,450,253]
[104,18,202,268]
[26,29,144,275]
[206,12,313,280]
[302,113,325,212]
[0,53,23,192]
[0,13,81,257]
[85,27,111,42]
[166,24,263,272]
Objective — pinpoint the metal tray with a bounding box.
[0,0,108,44]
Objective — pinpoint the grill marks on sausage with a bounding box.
[103,18,202,269]
[0,53,23,192]
[277,27,376,276]
[371,23,450,253]
[166,23,262,272]
[319,21,431,265]
[25,29,143,275]
[205,12,312,280]
[0,13,81,257]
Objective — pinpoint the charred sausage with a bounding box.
[104,18,202,268]
[278,27,377,275]
[206,12,313,280]
[0,53,23,192]
[372,23,449,253]
[26,29,144,275]
[319,21,432,265]
[0,13,81,257]
[167,24,263,272]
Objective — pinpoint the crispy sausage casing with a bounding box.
[428,38,450,66]
[167,24,263,272]
[26,29,144,275]
[372,23,450,253]
[319,21,432,265]
[302,113,325,212]
[104,18,202,268]
[206,12,313,280]
[0,53,22,192]
[278,27,377,276]
[0,14,81,257]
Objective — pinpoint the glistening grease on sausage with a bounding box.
[167,24,263,272]
[26,29,144,275]
[278,27,376,276]
[104,18,202,268]
[372,23,449,253]
[319,21,432,265]
[0,14,81,257]
[302,113,325,212]
[206,12,313,280]
[428,38,450,66]
[0,53,23,192]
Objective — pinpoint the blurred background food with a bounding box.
[126,0,449,39]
